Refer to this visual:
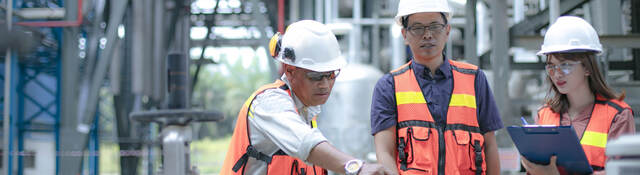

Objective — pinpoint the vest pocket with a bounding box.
[469,133,486,172]
[398,126,436,173]
[453,130,486,174]
[267,155,294,174]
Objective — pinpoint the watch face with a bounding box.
[347,163,359,171]
[345,159,363,174]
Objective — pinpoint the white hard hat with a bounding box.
[271,20,346,72]
[537,16,603,56]
[394,0,451,26]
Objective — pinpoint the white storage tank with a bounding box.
[318,63,383,163]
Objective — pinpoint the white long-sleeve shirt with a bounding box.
[243,75,328,175]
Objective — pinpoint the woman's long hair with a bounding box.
[544,52,625,114]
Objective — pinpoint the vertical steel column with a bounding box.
[324,0,332,23]
[464,0,478,65]
[131,0,144,95]
[489,0,514,147]
[391,24,406,69]
[3,0,13,174]
[152,0,166,102]
[632,0,640,80]
[513,0,524,23]
[446,34,452,60]
[290,0,299,20]
[16,67,23,175]
[301,0,313,19]
[591,0,623,74]
[59,0,82,173]
[315,0,324,22]
[55,38,62,175]
[164,53,189,175]
[89,113,99,175]
[249,0,277,81]
[152,0,167,102]
[168,53,189,110]
[132,0,152,96]
[549,0,560,23]
[371,0,381,68]
[350,0,362,63]
[116,6,138,175]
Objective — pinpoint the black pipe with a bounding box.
[167,53,189,109]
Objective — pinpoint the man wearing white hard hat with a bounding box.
[370,0,502,174]
[221,20,392,175]
[522,16,635,175]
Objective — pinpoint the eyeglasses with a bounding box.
[545,61,581,76]
[305,70,340,81]
[407,23,446,36]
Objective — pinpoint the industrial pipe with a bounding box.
[16,0,83,27]
[278,0,284,33]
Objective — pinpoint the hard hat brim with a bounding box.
[537,47,603,56]
[277,55,347,72]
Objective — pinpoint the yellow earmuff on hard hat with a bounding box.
[269,32,282,58]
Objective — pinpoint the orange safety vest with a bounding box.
[393,60,486,175]
[220,80,327,175]
[537,96,631,170]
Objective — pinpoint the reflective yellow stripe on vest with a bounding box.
[449,94,476,109]
[396,91,427,105]
[581,131,608,148]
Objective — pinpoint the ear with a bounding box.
[283,64,295,77]
[445,24,451,37]
[401,28,408,45]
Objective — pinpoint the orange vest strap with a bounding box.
[595,100,625,114]
[537,107,560,125]
[448,59,478,70]
[391,61,412,75]
[450,64,478,75]
[446,123,482,133]
[397,120,437,129]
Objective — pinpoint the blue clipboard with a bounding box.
[507,125,593,174]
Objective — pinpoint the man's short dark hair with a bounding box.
[402,12,448,29]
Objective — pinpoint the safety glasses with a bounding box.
[407,23,446,36]
[305,69,341,81]
[545,61,581,76]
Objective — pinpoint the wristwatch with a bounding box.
[344,159,364,175]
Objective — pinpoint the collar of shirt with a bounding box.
[411,58,452,80]
[280,74,322,122]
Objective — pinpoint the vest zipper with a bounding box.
[437,126,445,175]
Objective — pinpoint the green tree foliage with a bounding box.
[192,52,272,139]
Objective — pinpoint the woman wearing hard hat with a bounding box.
[370,0,502,175]
[522,16,636,175]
